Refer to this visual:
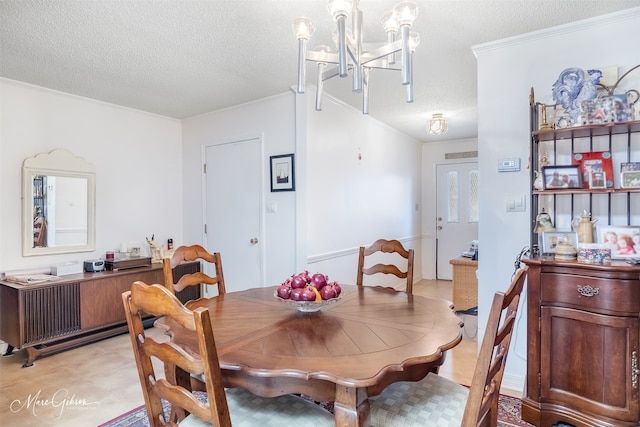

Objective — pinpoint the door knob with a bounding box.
[250,237,259,244]
[437,226,443,230]
[437,217,443,222]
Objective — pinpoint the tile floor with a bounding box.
[0,280,515,426]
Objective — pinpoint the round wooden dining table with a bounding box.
[157,284,463,427]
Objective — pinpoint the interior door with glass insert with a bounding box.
[436,162,479,280]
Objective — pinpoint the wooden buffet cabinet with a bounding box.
[0,262,199,367]
[522,257,640,427]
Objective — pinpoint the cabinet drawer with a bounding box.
[540,273,640,313]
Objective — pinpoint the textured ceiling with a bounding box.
[2,0,639,142]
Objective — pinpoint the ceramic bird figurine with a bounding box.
[552,67,602,124]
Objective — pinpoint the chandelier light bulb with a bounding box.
[393,1,418,27]
[381,10,399,34]
[292,17,315,40]
[327,0,353,20]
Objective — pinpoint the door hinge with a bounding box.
[203,163,207,173]
[204,224,207,234]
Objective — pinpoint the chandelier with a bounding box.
[293,0,419,114]
[428,113,448,135]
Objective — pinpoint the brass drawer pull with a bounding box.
[577,285,599,297]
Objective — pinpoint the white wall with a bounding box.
[302,93,423,286]
[421,138,478,279]
[474,7,640,391]
[0,79,183,272]
[181,93,298,286]
[181,89,423,288]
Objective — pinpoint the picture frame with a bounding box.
[270,154,295,192]
[579,97,615,125]
[542,165,583,189]
[588,171,607,189]
[541,231,578,254]
[621,162,640,172]
[573,151,614,189]
[597,225,640,259]
[621,171,640,189]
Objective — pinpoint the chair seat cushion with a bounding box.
[179,388,334,427]
[369,373,469,426]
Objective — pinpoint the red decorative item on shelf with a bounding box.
[572,151,614,189]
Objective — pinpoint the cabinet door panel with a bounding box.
[80,269,162,330]
[541,306,639,421]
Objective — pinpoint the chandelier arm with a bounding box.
[363,67,370,114]
[359,40,402,65]
[297,39,308,93]
[407,52,414,100]
[306,50,340,65]
[315,64,325,111]
[400,24,411,85]
[352,7,363,92]
[336,15,348,77]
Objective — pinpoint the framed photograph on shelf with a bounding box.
[541,231,578,255]
[621,171,640,189]
[621,162,640,172]
[579,97,615,125]
[573,151,614,188]
[589,171,607,189]
[597,225,640,259]
[542,165,583,189]
[270,154,295,192]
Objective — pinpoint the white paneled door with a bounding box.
[435,162,479,280]
[204,138,263,294]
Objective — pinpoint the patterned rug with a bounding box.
[98,392,534,427]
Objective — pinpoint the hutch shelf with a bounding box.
[524,90,640,426]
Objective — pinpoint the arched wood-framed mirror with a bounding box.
[22,149,96,256]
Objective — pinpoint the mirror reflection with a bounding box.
[31,175,89,248]
[23,150,95,256]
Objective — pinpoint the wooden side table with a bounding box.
[449,257,478,311]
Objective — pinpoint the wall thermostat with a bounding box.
[498,157,521,172]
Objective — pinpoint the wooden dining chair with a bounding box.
[163,244,226,297]
[122,281,334,427]
[356,238,415,294]
[368,265,528,427]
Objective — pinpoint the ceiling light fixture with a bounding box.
[428,113,448,135]
[293,0,419,114]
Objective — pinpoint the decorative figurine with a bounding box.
[146,234,162,263]
[534,209,555,234]
[552,67,602,124]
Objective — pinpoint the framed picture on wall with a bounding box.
[270,154,295,192]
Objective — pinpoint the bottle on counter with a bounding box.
[167,238,173,250]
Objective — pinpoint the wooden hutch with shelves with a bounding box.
[523,89,640,426]
[0,262,199,367]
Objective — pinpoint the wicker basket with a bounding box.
[449,257,478,311]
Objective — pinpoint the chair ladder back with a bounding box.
[163,244,226,296]
[122,282,232,427]
[461,266,528,427]
[356,239,414,294]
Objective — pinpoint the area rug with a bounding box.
[98,392,534,427]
